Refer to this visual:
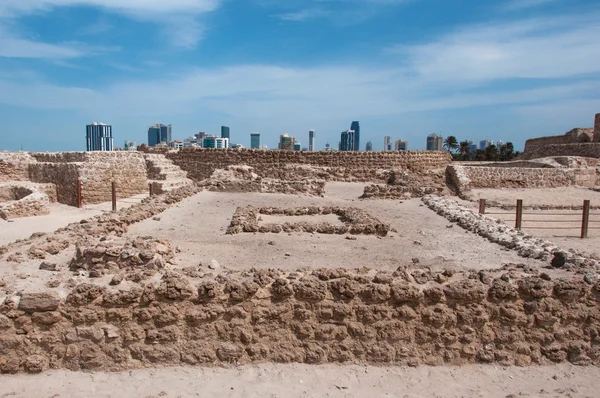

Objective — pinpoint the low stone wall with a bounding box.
[1,267,599,373]
[0,153,35,182]
[361,184,441,199]
[520,143,600,160]
[0,192,50,220]
[166,149,452,182]
[446,164,597,194]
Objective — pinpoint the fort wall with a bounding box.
[1,270,599,373]
[166,149,452,182]
[519,143,600,160]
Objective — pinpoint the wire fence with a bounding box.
[479,199,595,239]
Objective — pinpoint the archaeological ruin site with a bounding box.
[3,113,600,378]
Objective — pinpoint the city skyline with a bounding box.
[1,1,598,152]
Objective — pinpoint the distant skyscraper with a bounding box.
[221,126,230,140]
[201,135,229,148]
[395,140,408,151]
[366,141,373,151]
[309,130,315,151]
[86,122,113,151]
[250,133,260,149]
[124,140,136,151]
[279,133,295,150]
[294,141,302,151]
[426,134,443,151]
[339,130,356,151]
[350,121,360,151]
[479,140,492,150]
[148,123,172,147]
[384,136,392,151]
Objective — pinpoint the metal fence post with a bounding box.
[149,183,153,197]
[112,182,117,212]
[77,179,82,208]
[478,199,486,214]
[581,200,590,239]
[515,199,523,230]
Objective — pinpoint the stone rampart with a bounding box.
[1,268,599,373]
[594,113,600,141]
[447,164,598,194]
[523,128,594,154]
[166,149,452,182]
[0,153,35,182]
[519,143,600,160]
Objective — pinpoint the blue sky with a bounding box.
[0,0,599,151]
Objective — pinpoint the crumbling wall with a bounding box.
[0,153,36,182]
[524,128,594,153]
[446,164,597,194]
[0,192,50,220]
[1,268,599,373]
[520,143,600,160]
[166,149,452,182]
[594,113,600,142]
[28,152,148,206]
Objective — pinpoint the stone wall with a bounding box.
[0,153,35,182]
[1,268,599,373]
[446,164,598,194]
[519,143,600,160]
[523,128,594,154]
[28,152,148,206]
[595,113,600,141]
[166,149,452,182]
[0,192,50,220]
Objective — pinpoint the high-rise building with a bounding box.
[350,121,360,151]
[86,122,113,151]
[479,140,492,150]
[426,134,443,151]
[124,140,136,151]
[366,141,373,151]
[221,126,230,140]
[294,141,302,151]
[201,135,229,149]
[148,123,172,147]
[384,136,392,151]
[395,140,408,151]
[339,130,356,151]
[469,140,477,154]
[250,133,260,149]
[279,133,295,150]
[309,130,315,151]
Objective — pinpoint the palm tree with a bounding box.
[459,140,471,161]
[443,136,458,152]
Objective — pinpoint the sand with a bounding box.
[126,182,546,273]
[0,363,598,398]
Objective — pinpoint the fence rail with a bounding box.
[478,198,592,239]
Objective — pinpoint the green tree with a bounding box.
[459,140,472,161]
[443,136,458,152]
[498,142,516,161]
[485,144,499,161]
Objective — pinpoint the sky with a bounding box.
[0,0,599,152]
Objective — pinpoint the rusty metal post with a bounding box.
[581,200,590,239]
[149,183,153,197]
[478,199,486,214]
[77,179,82,208]
[515,199,523,230]
[111,182,117,212]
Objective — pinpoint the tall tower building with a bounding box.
[395,140,408,151]
[86,122,113,151]
[339,130,356,151]
[426,134,443,151]
[221,126,230,140]
[279,133,295,150]
[350,121,360,151]
[250,133,260,149]
[309,130,315,151]
[148,123,172,147]
[365,141,373,151]
[384,136,392,151]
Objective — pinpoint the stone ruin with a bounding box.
[0,183,56,220]
[226,205,391,236]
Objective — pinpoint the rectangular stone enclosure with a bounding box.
[226,205,391,236]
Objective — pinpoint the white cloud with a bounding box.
[0,0,221,51]
[389,13,600,82]
[502,0,562,11]
[277,8,329,21]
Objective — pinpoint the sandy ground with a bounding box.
[126,182,544,273]
[0,363,597,398]
[456,188,600,254]
[0,194,147,245]
[463,187,600,208]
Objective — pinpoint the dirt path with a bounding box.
[0,363,597,398]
